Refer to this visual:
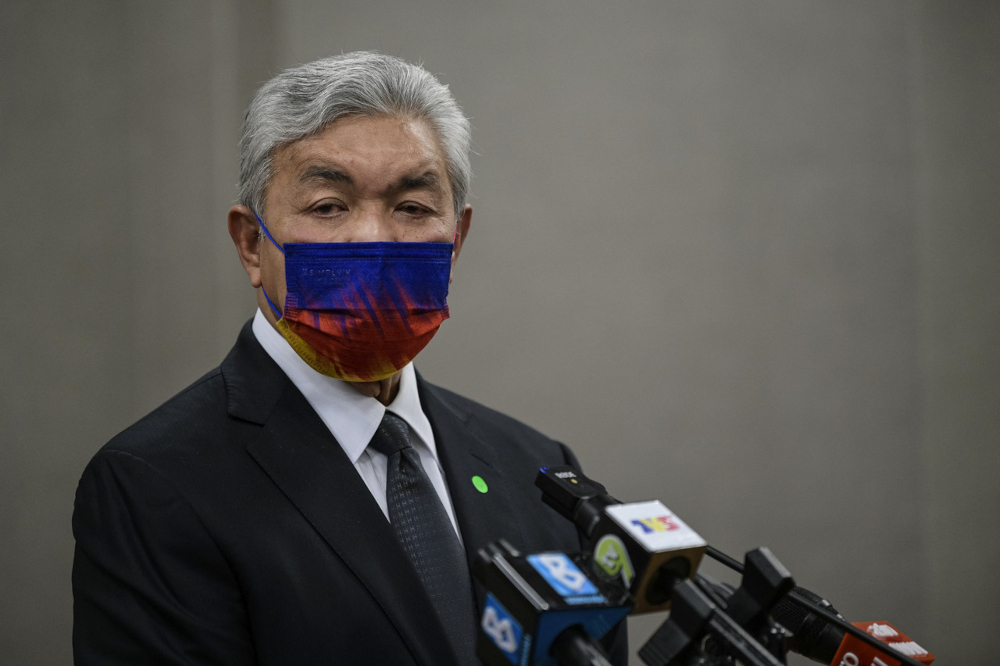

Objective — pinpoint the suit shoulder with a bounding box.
[96,367,230,463]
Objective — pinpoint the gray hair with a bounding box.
[238,51,471,220]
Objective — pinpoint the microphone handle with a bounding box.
[704,613,783,666]
[550,625,614,666]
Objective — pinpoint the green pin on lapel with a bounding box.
[471,475,488,493]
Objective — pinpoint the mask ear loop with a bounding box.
[254,212,285,319]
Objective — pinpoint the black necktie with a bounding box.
[368,412,478,664]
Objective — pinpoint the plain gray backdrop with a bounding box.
[1,1,998,664]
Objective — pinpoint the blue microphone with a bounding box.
[473,540,630,666]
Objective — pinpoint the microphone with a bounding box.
[473,539,630,666]
[694,546,796,661]
[829,621,935,666]
[639,578,784,666]
[536,466,707,613]
[769,584,850,663]
[702,575,935,665]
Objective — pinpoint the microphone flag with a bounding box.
[830,621,935,666]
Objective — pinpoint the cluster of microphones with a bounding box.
[472,466,936,666]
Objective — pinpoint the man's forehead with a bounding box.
[277,115,448,176]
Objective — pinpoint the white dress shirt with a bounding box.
[251,309,463,539]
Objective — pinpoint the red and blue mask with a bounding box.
[256,214,453,382]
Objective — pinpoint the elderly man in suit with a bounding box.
[71,52,627,665]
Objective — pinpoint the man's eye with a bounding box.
[313,202,345,215]
[398,203,430,216]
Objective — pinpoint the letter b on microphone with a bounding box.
[481,594,524,663]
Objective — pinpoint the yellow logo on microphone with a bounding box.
[594,535,635,588]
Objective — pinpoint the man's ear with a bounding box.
[228,205,262,288]
[450,204,472,283]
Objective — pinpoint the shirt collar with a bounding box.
[251,309,437,464]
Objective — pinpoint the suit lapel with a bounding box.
[223,324,458,666]
[418,376,527,608]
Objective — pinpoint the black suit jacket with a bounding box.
[72,321,627,665]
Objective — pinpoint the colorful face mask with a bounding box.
[256,214,453,382]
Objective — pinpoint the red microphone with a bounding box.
[830,621,935,666]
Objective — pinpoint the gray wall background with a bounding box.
[2,1,997,664]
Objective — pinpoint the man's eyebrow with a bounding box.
[394,172,442,191]
[299,166,352,185]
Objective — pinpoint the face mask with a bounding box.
[255,213,453,382]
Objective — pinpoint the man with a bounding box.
[72,52,626,665]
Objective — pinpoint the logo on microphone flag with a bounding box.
[831,621,935,666]
[527,553,606,605]
[631,515,680,533]
[594,535,635,588]
[481,593,524,664]
[605,500,707,553]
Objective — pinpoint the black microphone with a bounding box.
[704,546,796,661]
[473,539,630,666]
[779,589,935,665]
[699,572,935,666]
[639,578,784,666]
[536,466,707,614]
[770,585,848,663]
